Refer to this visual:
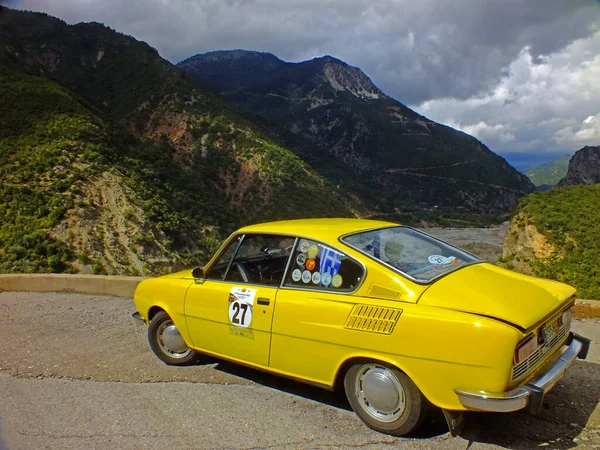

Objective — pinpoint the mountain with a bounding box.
[524,155,570,189]
[0,7,351,275]
[502,184,600,299]
[178,50,535,214]
[557,146,600,187]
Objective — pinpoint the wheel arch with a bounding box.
[336,355,436,394]
[147,305,166,322]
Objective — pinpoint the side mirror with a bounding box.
[192,267,204,279]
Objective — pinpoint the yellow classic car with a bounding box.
[132,218,590,436]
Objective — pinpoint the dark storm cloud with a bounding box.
[12,0,600,104]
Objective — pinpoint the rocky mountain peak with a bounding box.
[558,145,600,187]
[316,56,382,100]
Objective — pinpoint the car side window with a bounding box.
[224,234,295,286]
[284,238,363,292]
[204,235,242,280]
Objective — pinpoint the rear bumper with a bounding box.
[455,332,590,414]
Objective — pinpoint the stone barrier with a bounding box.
[0,274,148,298]
[573,300,600,319]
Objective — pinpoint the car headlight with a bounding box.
[514,334,538,365]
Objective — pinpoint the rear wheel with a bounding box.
[344,362,429,436]
[148,311,198,365]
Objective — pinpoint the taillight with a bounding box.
[560,306,572,326]
[514,334,537,364]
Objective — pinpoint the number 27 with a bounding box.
[232,302,249,324]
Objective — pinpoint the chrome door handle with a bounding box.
[257,297,270,306]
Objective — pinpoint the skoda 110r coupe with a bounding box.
[132,218,590,436]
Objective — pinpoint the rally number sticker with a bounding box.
[228,287,256,328]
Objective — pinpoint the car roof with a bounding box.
[237,218,398,242]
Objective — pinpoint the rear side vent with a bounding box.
[345,305,403,334]
[367,284,401,299]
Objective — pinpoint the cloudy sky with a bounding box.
[7,0,600,169]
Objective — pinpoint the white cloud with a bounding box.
[555,113,600,143]
[417,30,600,166]
[448,121,515,143]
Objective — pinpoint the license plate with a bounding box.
[542,320,560,343]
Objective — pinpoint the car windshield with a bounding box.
[341,226,481,283]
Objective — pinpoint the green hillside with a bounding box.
[525,155,570,188]
[0,7,352,275]
[503,185,600,298]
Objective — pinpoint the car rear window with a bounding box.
[341,226,480,283]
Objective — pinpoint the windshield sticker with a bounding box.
[332,274,343,288]
[296,253,307,266]
[320,247,342,279]
[308,244,319,258]
[291,268,302,282]
[321,272,332,286]
[228,287,256,328]
[312,272,321,284]
[428,255,455,265]
[299,240,310,253]
[306,258,316,271]
[302,270,312,283]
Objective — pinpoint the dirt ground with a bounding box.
[0,291,598,449]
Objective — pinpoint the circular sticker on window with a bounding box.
[312,272,321,284]
[332,274,343,288]
[321,272,332,286]
[302,270,312,283]
[308,244,319,258]
[299,240,310,253]
[296,253,307,267]
[428,254,454,265]
[305,258,316,271]
[291,268,302,282]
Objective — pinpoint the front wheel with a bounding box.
[344,362,429,436]
[148,311,198,366]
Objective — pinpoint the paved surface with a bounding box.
[0,291,598,449]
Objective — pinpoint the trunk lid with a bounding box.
[419,263,575,329]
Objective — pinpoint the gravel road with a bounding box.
[0,291,598,449]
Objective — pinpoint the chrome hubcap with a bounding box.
[355,364,406,422]
[157,321,192,359]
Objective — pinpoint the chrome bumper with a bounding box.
[455,333,590,414]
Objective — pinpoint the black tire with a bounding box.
[344,361,429,436]
[148,311,198,366]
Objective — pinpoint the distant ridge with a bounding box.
[524,155,570,189]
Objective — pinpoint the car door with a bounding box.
[184,233,295,367]
[269,237,370,385]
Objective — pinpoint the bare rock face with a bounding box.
[502,213,558,275]
[558,146,600,187]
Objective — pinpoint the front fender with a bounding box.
[133,276,195,345]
